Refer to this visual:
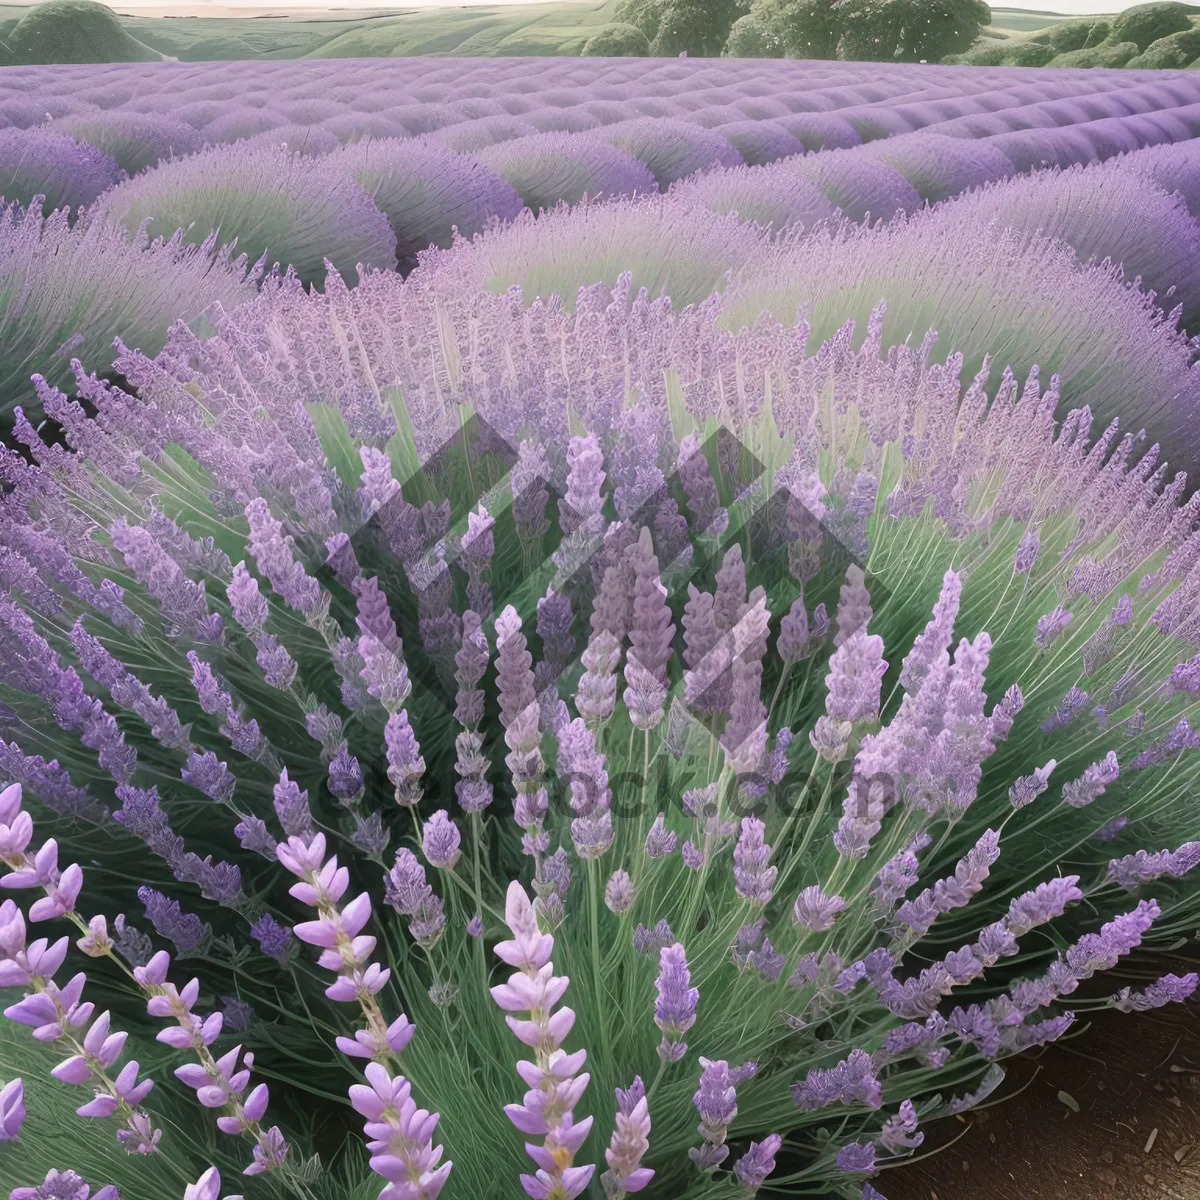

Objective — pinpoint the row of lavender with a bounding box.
[2,156,1200,1200]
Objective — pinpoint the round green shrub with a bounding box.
[1047,40,1141,66]
[1106,1,1194,50]
[5,0,165,63]
[1031,16,1111,50]
[723,12,784,55]
[1002,41,1057,65]
[581,22,651,55]
[1125,24,1200,66]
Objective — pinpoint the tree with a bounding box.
[617,0,749,55]
[736,0,841,57]
[581,22,652,54]
[835,0,991,62]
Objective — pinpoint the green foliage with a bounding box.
[834,0,991,61]
[723,10,785,54]
[5,0,167,63]
[1000,39,1057,65]
[1106,1,1195,50]
[1029,15,1111,51]
[942,39,1010,63]
[737,0,842,58]
[617,0,747,57]
[1125,24,1200,66]
[581,20,651,53]
[1047,39,1141,66]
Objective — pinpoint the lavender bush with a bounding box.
[86,142,399,289]
[1,186,1199,1200]
[0,200,263,422]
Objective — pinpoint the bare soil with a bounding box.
[886,953,1200,1200]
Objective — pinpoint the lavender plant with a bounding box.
[2,228,1199,1200]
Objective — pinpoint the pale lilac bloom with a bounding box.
[184,1166,244,1200]
[793,886,846,932]
[0,1076,25,1140]
[1062,751,1120,807]
[1009,759,1056,808]
[604,870,635,915]
[348,1063,451,1199]
[601,1077,654,1195]
[733,817,776,904]
[654,942,698,1061]
[490,881,593,1200]
[422,811,462,870]
[644,813,677,859]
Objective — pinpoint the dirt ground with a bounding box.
[885,952,1200,1200]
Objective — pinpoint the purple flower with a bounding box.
[250,914,295,965]
[385,710,426,808]
[1034,605,1073,649]
[1062,751,1119,807]
[793,886,846,932]
[733,817,776,905]
[644,813,677,859]
[137,888,208,955]
[1009,758,1056,808]
[836,1142,877,1173]
[422,810,462,870]
[1114,972,1199,1012]
[654,942,698,1060]
[633,920,674,956]
[733,1133,782,1194]
[490,881,593,1200]
[792,1049,882,1111]
[604,869,635,915]
[880,1099,924,1151]
[602,1076,654,1195]
[0,1076,25,1141]
[1005,876,1083,936]
[1107,841,1200,889]
[326,743,363,803]
[348,1064,451,1199]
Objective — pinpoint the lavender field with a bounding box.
[1,51,1200,1200]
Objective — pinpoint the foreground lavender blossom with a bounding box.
[1,145,1199,1200]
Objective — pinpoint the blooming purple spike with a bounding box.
[654,942,698,1061]
[1062,751,1119,807]
[491,880,593,1200]
[1034,604,1073,649]
[836,1142,876,1173]
[644,813,677,860]
[602,1075,654,1196]
[689,1057,754,1171]
[793,886,846,932]
[137,888,208,955]
[385,710,426,808]
[1005,877,1083,936]
[731,817,776,904]
[1114,972,1199,1012]
[422,811,462,870]
[1009,759,1056,809]
[734,1133,782,1194]
[348,1063,451,1199]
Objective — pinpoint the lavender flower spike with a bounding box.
[601,1077,654,1197]
[793,886,846,932]
[349,1063,452,1199]
[1113,972,1199,1012]
[734,1134,783,1195]
[0,1075,25,1140]
[491,880,594,1200]
[733,817,777,905]
[654,942,698,1061]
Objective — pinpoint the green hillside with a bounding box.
[302,0,617,58]
[0,0,169,62]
